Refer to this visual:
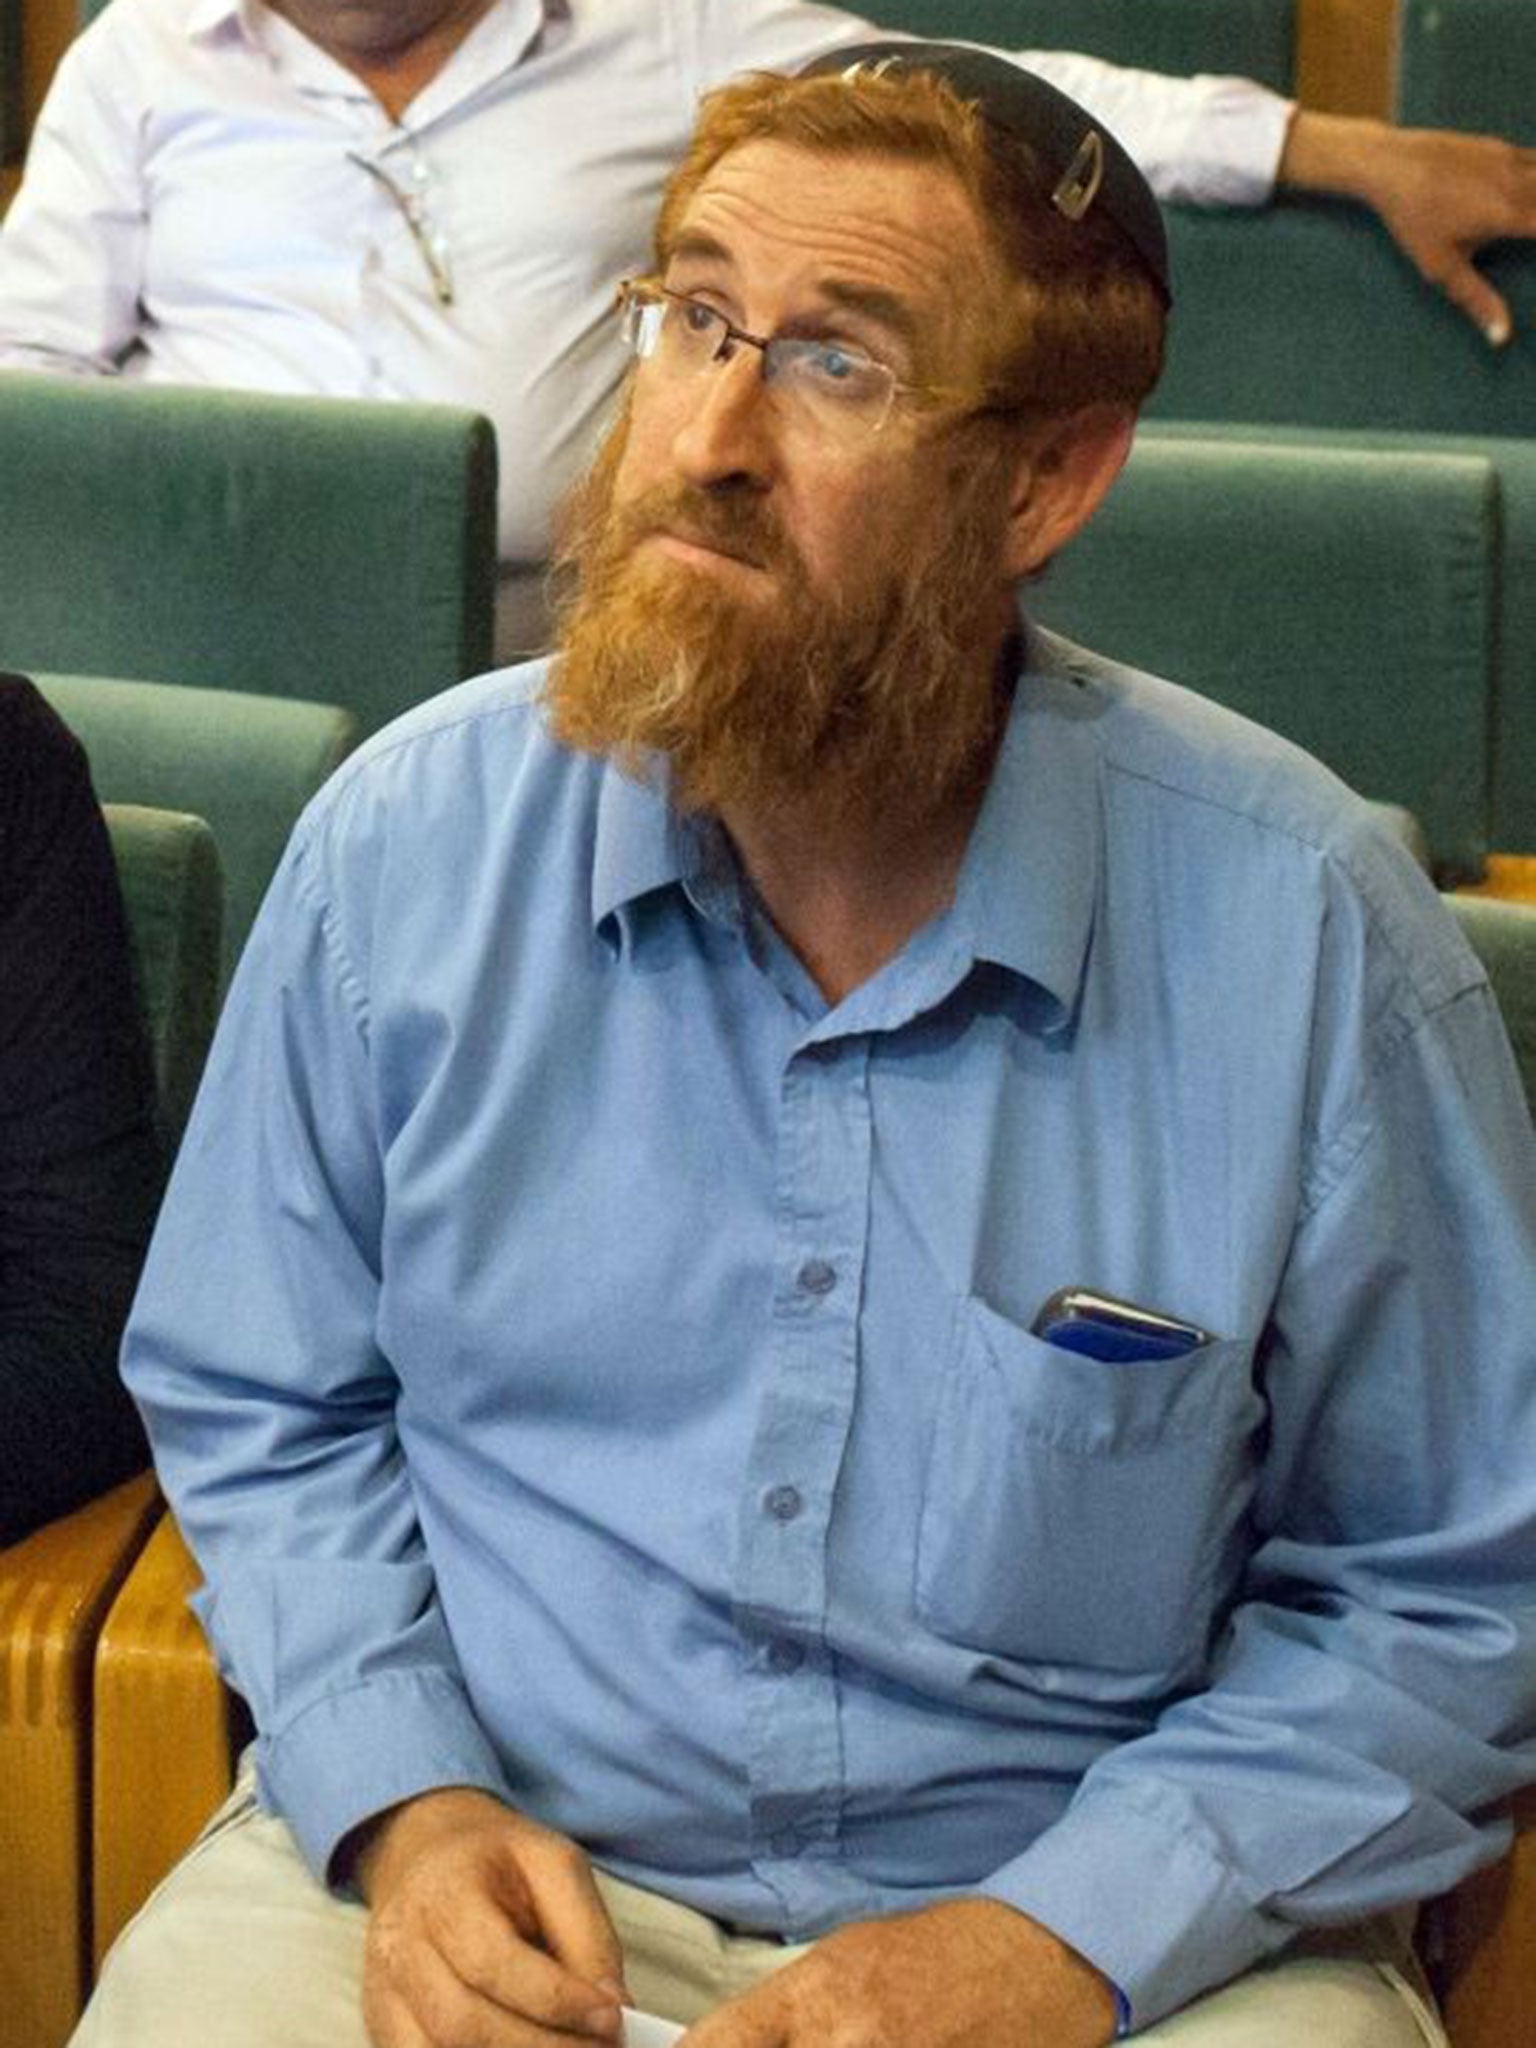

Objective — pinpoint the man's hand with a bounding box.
[675,1897,1119,2048]
[352,1786,629,2047]
[1278,110,1536,346]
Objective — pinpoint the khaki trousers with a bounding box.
[71,1760,1447,2047]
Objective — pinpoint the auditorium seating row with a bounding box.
[2,362,1530,904]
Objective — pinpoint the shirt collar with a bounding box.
[591,754,688,946]
[588,622,1106,1021]
[186,0,244,41]
[946,621,1104,1029]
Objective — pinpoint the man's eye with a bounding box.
[678,299,720,337]
[800,343,885,395]
[814,345,863,382]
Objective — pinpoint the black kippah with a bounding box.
[795,40,1172,306]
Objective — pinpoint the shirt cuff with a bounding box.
[978,1780,1287,2027]
[1160,77,1295,206]
[253,1667,514,1886]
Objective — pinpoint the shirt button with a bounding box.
[763,1484,803,1523]
[796,1258,837,1296]
[768,1638,804,1674]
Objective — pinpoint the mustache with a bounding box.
[606,483,796,575]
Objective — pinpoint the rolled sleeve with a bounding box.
[1002,55,1293,205]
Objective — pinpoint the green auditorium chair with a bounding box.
[1397,0,1536,149]
[1136,420,1536,856]
[1150,207,1536,442]
[0,803,222,2048]
[34,672,357,987]
[859,0,1294,89]
[1449,895,1536,1109]
[0,379,497,740]
[1033,436,1500,883]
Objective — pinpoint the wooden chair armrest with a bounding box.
[91,1509,241,1972]
[0,1472,161,2048]
[1423,1786,1536,2048]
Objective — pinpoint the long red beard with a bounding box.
[545,410,1017,827]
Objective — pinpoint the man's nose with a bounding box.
[670,346,777,491]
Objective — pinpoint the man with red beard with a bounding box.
[82,44,1536,2048]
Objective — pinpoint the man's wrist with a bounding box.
[1275,108,1390,207]
[342,1783,509,1902]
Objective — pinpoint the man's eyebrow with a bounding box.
[663,238,922,351]
[664,230,734,271]
[815,279,921,351]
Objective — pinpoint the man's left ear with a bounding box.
[1003,405,1137,581]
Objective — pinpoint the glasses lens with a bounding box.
[769,340,896,437]
[617,287,897,438]
[620,286,664,359]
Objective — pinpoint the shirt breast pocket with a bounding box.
[913,1294,1263,1690]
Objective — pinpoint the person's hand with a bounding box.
[675,1897,1119,2048]
[1278,111,1536,346]
[352,1785,629,2047]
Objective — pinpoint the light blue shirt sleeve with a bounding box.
[125,801,514,1870]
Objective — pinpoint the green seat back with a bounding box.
[1449,896,1536,1114]
[103,804,223,1149]
[1139,421,1536,854]
[37,673,356,984]
[1398,0,1536,147]
[1033,437,1498,882]
[0,379,497,740]
[1150,203,1536,440]
[865,0,1294,89]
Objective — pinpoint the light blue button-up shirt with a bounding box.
[125,629,1536,2027]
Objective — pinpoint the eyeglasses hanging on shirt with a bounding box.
[348,136,455,306]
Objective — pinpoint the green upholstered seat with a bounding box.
[37,673,356,985]
[102,804,222,1148]
[1138,422,1536,854]
[0,379,496,740]
[1150,203,1536,440]
[861,0,1294,90]
[1032,437,1498,883]
[1449,895,1536,1114]
[1397,0,1536,147]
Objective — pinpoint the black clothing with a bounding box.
[0,675,161,1545]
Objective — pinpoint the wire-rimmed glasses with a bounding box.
[616,278,960,441]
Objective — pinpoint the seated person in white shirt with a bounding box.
[0,0,1533,659]
[69,43,1536,2048]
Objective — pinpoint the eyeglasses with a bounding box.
[616,278,969,441]
[350,139,454,306]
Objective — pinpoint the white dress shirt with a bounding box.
[0,0,1292,647]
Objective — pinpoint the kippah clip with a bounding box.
[1052,129,1105,222]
